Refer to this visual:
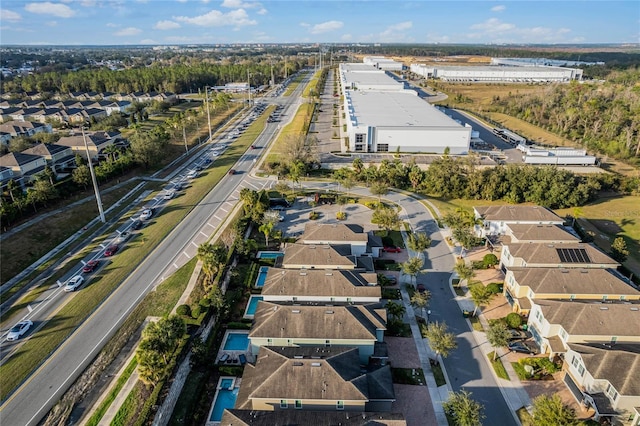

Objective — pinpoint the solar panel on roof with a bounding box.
[556,248,591,264]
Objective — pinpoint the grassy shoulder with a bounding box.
[487,352,510,380]
[85,356,138,426]
[283,74,305,97]
[302,69,323,98]
[0,120,262,400]
[265,103,314,164]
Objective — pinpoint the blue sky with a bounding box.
[1,1,638,45]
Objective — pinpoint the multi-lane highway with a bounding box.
[0,72,310,426]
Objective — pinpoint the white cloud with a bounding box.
[140,38,157,44]
[221,0,267,14]
[299,22,310,28]
[115,27,142,36]
[47,20,58,26]
[309,20,343,34]
[106,22,120,27]
[468,18,575,43]
[202,0,211,3]
[176,0,188,2]
[24,2,75,18]
[491,5,506,12]
[154,20,181,30]
[80,0,97,7]
[174,9,256,27]
[378,21,413,42]
[0,9,22,22]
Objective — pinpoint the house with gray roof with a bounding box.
[474,205,565,237]
[220,409,406,425]
[281,243,357,270]
[249,302,386,363]
[235,346,395,413]
[0,152,47,183]
[499,242,618,272]
[0,121,52,140]
[564,343,640,425]
[57,132,115,161]
[261,269,380,303]
[22,143,75,175]
[301,223,381,257]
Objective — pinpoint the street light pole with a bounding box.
[247,70,252,105]
[82,127,105,223]
[205,86,212,142]
[426,310,431,328]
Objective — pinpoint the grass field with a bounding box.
[0,112,267,400]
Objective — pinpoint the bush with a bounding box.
[309,211,320,220]
[483,253,499,267]
[191,305,202,318]
[176,304,191,316]
[336,211,347,220]
[505,312,523,328]
[199,297,211,308]
[364,201,379,209]
[218,366,244,376]
[486,282,503,294]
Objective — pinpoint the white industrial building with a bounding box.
[363,56,404,71]
[410,63,582,82]
[491,57,600,68]
[339,63,404,91]
[343,89,470,154]
[517,144,597,165]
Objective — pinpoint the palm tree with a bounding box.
[370,181,389,204]
[454,261,475,286]
[407,232,432,252]
[259,221,275,248]
[469,283,494,316]
[401,256,423,284]
[386,301,406,320]
[410,291,431,319]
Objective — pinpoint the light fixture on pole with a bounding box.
[82,127,105,223]
[426,310,431,327]
[205,86,212,142]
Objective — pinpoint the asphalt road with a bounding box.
[0,73,309,426]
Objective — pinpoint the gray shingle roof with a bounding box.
[221,409,407,425]
[302,223,369,243]
[506,224,579,243]
[475,205,564,223]
[511,268,638,297]
[282,243,356,269]
[506,243,618,266]
[261,269,380,299]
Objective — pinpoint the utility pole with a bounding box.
[82,127,105,223]
[247,69,252,105]
[205,86,212,142]
[183,124,188,153]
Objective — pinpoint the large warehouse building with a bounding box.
[362,56,404,71]
[343,89,471,154]
[339,63,404,91]
[410,63,583,82]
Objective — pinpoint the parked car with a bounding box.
[104,245,119,257]
[384,275,397,285]
[6,320,33,341]
[508,341,536,354]
[82,260,100,273]
[383,246,402,253]
[508,329,532,341]
[140,209,153,221]
[416,284,427,294]
[250,145,257,149]
[64,275,85,292]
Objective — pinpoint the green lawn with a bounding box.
[487,352,510,380]
[302,70,323,98]
[431,362,447,386]
[85,357,138,426]
[265,103,313,164]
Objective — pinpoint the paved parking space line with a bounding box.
[246,181,260,190]
[199,231,208,238]
[191,241,199,248]
[173,262,180,269]
[219,207,228,212]
[182,251,191,259]
[206,222,215,228]
[213,214,222,221]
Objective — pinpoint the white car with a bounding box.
[163,190,175,200]
[64,275,85,292]
[116,230,131,243]
[186,169,198,179]
[140,209,153,221]
[7,320,33,341]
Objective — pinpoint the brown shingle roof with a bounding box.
[249,302,386,340]
[506,224,579,243]
[302,223,369,243]
[536,300,640,338]
[261,269,380,299]
[569,343,640,396]
[511,268,638,297]
[506,243,618,266]
[475,205,563,223]
[282,243,356,268]
[221,409,407,425]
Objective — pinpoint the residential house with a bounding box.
[261,269,380,303]
[0,131,11,145]
[56,132,114,161]
[504,268,639,314]
[0,152,47,183]
[220,409,406,425]
[527,299,640,356]
[474,205,565,237]
[499,242,619,272]
[22,143,75,174]
[0,166,15,187]
[98,100,131,115]
[235,346,395,412]
[281,243,357,270]
[301,223,382,257]
[502,224,579,244]
[0,121,52,139]
[564,343,640,425]
[249,302,387,363]
[3,107,26,121]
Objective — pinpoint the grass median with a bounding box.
[265,103,314,165]
[302,69,323,98]
[0,111,270,402]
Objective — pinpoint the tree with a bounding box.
[610,236,629,263]
[136,315,186,386]
[288,160,305,193]
[442,390,485,426]
[469,283,494,316]
[531,395,579,426]
[129,128,169,169]
[5,179,19,203]
[486,321,510,361]
[423,321,457,359]
[197,242,227,283]
[72,164,91,189]
[189,337,208,368]
[410,290,431,319]
[454,261,475,285]
[370,181,389,203]
[371,206,400,235]
[386,301,406,320]
[407,232,432,252]
[408,164,424,191]
[259,221,275,247]
[401,256,423,284]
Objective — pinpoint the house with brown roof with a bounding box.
[249,302,386,363]
[499,242,619,272]
[235,346,395,413]
[504,268,639,314]
[503,224,579,244]
[301,223,382,257]
[220,409,407,425]
[22,143,75,175]
[57,132,115,161]
[474,205,565,237]
[281,243,357,270]
[0,121,53,140]
[527,300,640,356]
[0,152,47,183]
[261,269,380,303]
[564,343,640,425]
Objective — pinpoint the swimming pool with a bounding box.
[244,296,263,318]
[223,331,250,351]
[219,378,234,390]
[254,266,269,287]
[209,377,239,422]
[256,251,283,259]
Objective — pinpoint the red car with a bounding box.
[383,246,402,253]
[82,260,100,273]
[104,245,119,256]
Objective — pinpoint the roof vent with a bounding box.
[323,245,330,249]
[630,307,639,311]
[580,270,588,273]
[300,272,307,276]
[325,310,334,314]
[292,309,300,313]
[309,246,316,249]
[599,307,609,310]
[325,272,333,276]
[311,362,321,367]
[293,362,303,366]
[294,355,303,359]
